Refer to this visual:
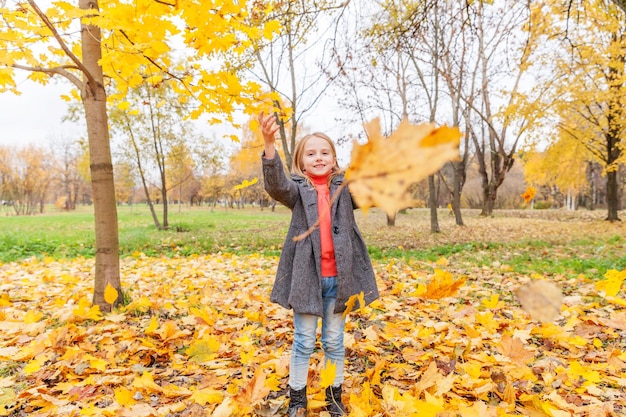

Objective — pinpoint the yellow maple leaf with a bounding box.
[498,335,535,366]
[114,386,135,406]
[233,177,258,190]
[190,306,215,326]
[343,291,366,318]
[348,382,375,417]
[187,335,221,363]
[104,283,118,305]
[132,371,162,392]
[190,388,223,405]
[595,269,625,297]
[320,360,338,388]
[145,316,159,335]
[23,310,43,324]
[72,298,103,322]
[22,359,42,376]
[0,293,11,307]
[567,361,601,386]
[0,387,16,415]
[422,269,465,299]
[346,118,460,217]
[235,367,271,410]
[482,294,502,309]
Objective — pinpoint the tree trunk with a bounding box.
[386,212,396,227]
[606,170,620,221]
[452,161,465,226]
[429,175,440,233]
[80,0,121,312]
[481,182,497,217]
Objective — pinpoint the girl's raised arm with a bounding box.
[258,112,280,159]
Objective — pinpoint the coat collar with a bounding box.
[291,173,345,186]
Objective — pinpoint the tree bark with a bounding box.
[606,170,620,221]
[80,0,121,311]
[428,175,440,233]
[452,161,465,226]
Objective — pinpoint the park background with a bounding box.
[1,0,626,416]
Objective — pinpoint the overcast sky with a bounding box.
[0,76,82,147]
[0,76,354,165]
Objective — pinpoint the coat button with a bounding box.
[333,226,339,234]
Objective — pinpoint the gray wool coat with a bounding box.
[262,152,379,316]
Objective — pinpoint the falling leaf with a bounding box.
[104,283,119,305]
[346,118,460,216]
[343,292,366,318]
[233,177,258,190]
[521,186,536,203]
[320,360,337,388]
[515,280,563,322]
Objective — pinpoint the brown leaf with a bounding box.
[498,335,535,365]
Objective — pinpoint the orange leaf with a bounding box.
[498,335,535,365]
[422,269,465,299]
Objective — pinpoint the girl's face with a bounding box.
[301,135,336,177]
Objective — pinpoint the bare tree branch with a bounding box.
[11,63,83,89]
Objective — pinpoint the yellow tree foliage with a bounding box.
[522,133,590,197]
[0,1,279,117]
[529,0,626,220]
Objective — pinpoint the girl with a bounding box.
[259,112,379,417]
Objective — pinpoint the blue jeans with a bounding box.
[289,276,346,390]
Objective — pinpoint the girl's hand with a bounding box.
[259,112,280,159]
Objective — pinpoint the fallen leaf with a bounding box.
[498,335,535,365]
[595,269,625,297]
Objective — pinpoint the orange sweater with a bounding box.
[310,174,338,277]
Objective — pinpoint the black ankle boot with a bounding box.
[288,386,307,417]
[325,385,347,416]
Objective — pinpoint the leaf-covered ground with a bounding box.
[1,213,625,416]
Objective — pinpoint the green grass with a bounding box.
[1,204,624,280]
[0,204,289,262]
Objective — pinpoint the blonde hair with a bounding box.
[291,133,342,185]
